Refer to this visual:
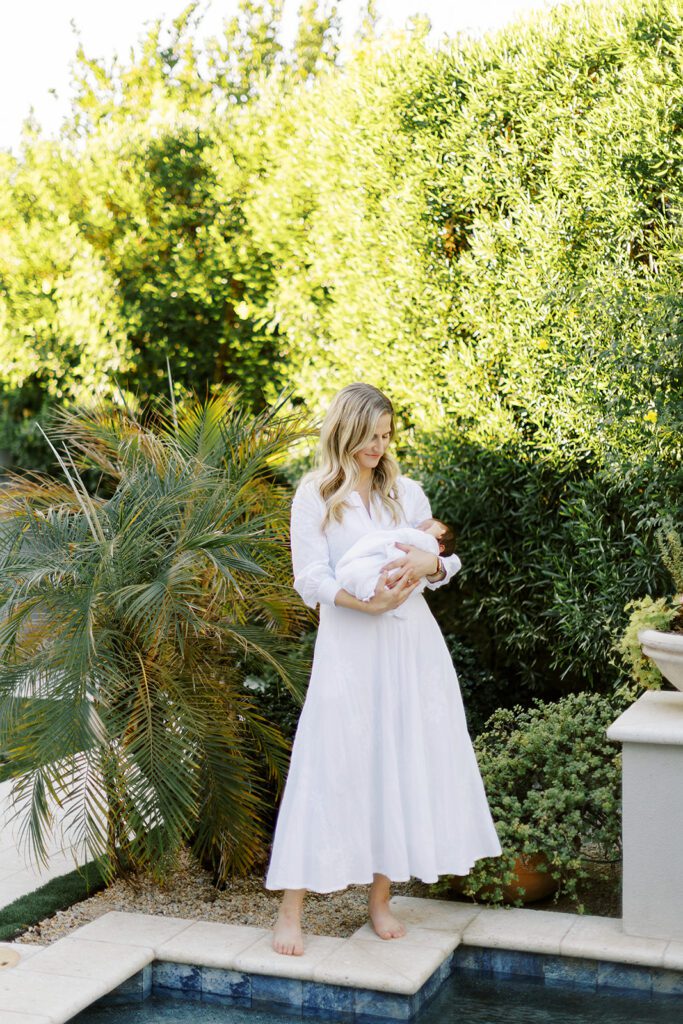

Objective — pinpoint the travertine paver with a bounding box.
[0,968,107,1021]
[350,921,461,955]
[70,910,195,949]
[0,941,44,961]
[664,941,683,970]
[388,894,481,932]
[561,914,668,966]
[0,1013,52,1023]
[156,919,268,968]
[310,934,450,994]
[229,931,347,981]
[462,905,577,954]
[14,936,151,983]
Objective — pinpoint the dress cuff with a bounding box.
[423,553,462,590]
[318,577,343,607]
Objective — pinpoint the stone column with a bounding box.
[607,690,683,940]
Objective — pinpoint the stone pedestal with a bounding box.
[607,690,683,940]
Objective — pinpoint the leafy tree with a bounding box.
[0,0,341,425]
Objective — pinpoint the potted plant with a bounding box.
[431,692,623,910]
[615,516,683,691]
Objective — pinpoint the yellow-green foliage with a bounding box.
[0,0,340,410]
[615,594,680,691]
[655,516,683,592]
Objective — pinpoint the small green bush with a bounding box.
[430,692,624,910]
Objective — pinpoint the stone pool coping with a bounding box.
[2,897,683,1022]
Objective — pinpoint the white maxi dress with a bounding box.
[264,473,502,893]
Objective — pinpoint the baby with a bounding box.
[335,517,456,618]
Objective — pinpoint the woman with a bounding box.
[264,382,501,955]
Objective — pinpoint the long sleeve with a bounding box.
[406,478,461,591]
[290,480,342,610]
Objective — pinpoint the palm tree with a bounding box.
[0,384,314,884]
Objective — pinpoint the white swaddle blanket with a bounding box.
[334,526,439,619]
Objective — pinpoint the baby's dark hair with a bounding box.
[433,519,456,557]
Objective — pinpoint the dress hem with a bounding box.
[263,852,502,894]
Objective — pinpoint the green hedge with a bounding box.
[238,0,683,694]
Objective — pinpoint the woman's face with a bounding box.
[354,411,392,472]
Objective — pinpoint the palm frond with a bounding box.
[0,380,312,880]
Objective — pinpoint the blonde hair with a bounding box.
[302,383,403,528]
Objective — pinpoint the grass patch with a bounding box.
[0,859,108,941]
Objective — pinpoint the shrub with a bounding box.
[430,692,624,910]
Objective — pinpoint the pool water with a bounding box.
[74,972,681,1023]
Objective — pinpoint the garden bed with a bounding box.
[15,848,621,947]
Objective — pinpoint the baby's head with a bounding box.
[416,517,456,557]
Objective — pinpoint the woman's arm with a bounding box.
[334,571,419,614]
[412,481,461,590]
[290,481,343,610]
[290,480,420,614]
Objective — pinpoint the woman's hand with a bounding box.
[381,543,439,589]
[364,570,420,614]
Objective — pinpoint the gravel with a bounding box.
[18,847,436,946]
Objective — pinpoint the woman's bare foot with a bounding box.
[272,889,306,955]
[368,874,406,940]
[368,898,407,939]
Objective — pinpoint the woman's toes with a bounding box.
[272,918,304,955]
[368,903,406,940]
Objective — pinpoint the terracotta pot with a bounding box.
[450,853,558,904]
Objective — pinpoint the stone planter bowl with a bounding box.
[638,628,683,691]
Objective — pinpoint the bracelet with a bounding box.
[425,557,446,583]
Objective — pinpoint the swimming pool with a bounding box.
[6,904,681,1022]
[73,971,682,1024]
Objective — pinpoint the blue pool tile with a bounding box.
[201,966,251,1003]
[438,951,456,980]
[251,972,303,1008]
[96,965,153,1006]
[453,946,492,974]
[416,957,454,1009]
[202,990,251,1008]
[153,961,201,997]
[652,969,683,999]
[302,980,355,1018]
[490,948,544,979]
[88,965,152,1008]
[418,970,443,1004]
[597,961,652,998]
[354,987,418,1022]
[542,955,597,990]
[141,964,152,1000]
